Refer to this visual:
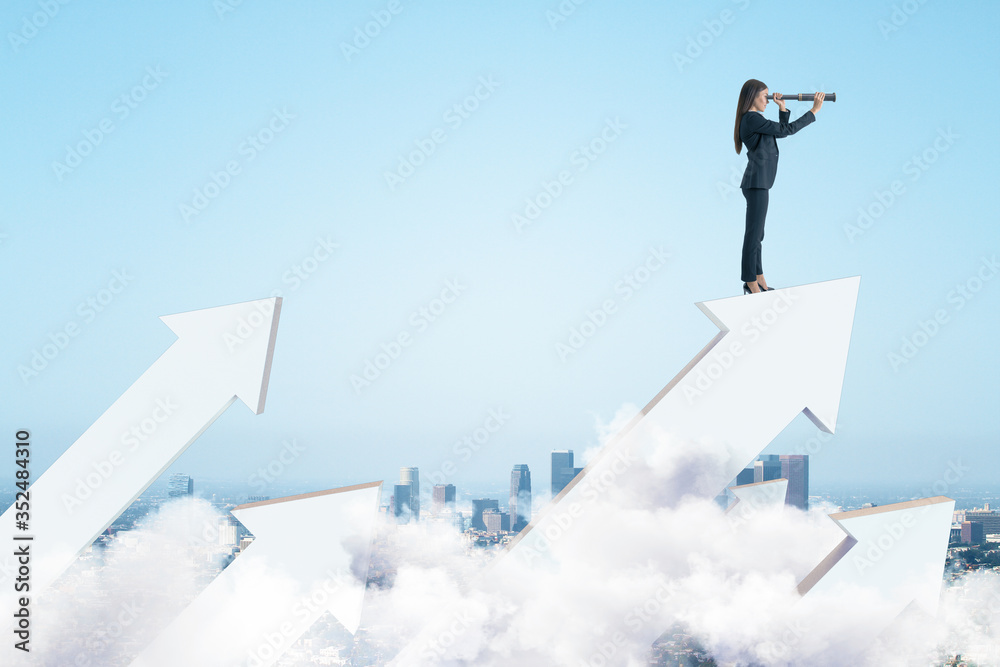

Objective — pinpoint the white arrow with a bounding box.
[0,297,282,641]
[790,495,955,660]
[390,277,861,664]
[726,478,789,523]
[129,482,382,667]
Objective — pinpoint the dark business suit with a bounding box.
[739,108,816,283]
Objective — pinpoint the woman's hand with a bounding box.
[811,91,825,114]
[773,92,786,112]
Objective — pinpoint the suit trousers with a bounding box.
[741,187,769,283]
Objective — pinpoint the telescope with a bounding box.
[767,92,836,102]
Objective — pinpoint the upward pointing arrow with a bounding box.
[0,298,282,631]
[726,478,789,523]
[129,482,382,667]
[792,496,955,659]
[527,276,859,513]
[391,278,861,664]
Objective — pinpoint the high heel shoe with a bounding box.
[760,285,774,291]
[743,282,758,295]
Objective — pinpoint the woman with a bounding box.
[734,80,824,294]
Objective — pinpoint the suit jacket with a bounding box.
[739,108,815,189]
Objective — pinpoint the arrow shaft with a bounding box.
[130,484,381,667]
[0,340,237,597]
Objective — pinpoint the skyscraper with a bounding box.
[393,483,412,523]
[510,464,531,532]
[168,473,193,497]
[483,508,510,534]
[432,484,456,513]
[551,450,580,496]
[780,455,809,510]
[400,466,420,521]
[753,455,781,483]
[471,498,499,531]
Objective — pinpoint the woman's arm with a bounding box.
[743,110,815,138]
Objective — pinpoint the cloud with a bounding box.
[24,408,994,666]
[350,404,980,666]
[29,497,228,666]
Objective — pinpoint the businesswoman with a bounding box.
[734,80,824,293]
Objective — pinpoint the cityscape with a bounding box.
[5,451,1000,666]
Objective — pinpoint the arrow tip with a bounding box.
[160,297,282,414]
[231,482,383,635]
[696,276,861,434]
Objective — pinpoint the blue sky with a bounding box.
[2,0,998,501]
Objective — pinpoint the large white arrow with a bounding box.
[129,482,382,667]
[790,496,955,661]
[391,277,860,664]
[0,297,281,645]
[725,478,789,524]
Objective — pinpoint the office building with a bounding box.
[753,456,782,484]
[962,521,985,545]
[432,484,456,513]
[471,498,499,531]
[744,454,810,510]
[400,466,420,521]
[219,515,249,547]
[510,464,531,532]
[483,508,510,534]
[965,509,1000,536]
[393,483,413,523]
[780,455,809,510]
[551,450,583,496]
